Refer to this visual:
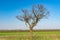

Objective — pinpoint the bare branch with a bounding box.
[32,5,37,18]
[16,4,49,29]
[16,16,24,21]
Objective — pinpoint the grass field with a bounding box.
[0,30,60,40]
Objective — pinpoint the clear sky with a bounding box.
[0,0,60,30]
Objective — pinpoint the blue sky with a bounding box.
[0,0,60,30]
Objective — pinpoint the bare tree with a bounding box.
[16,4,49,39]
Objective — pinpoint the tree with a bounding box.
[16,4,49,39]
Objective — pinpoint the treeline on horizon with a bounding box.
[0,29,60,32]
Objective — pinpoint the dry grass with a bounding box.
[0,34,60,40]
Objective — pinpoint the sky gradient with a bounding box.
[0,0,60,30]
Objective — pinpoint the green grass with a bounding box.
[0,31,60,40]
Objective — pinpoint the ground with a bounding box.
[0,30,60,40]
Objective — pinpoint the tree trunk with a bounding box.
[30,27,33,40]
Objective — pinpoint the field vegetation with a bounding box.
[0,30,60,40]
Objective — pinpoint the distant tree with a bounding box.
[16,4,49,39]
